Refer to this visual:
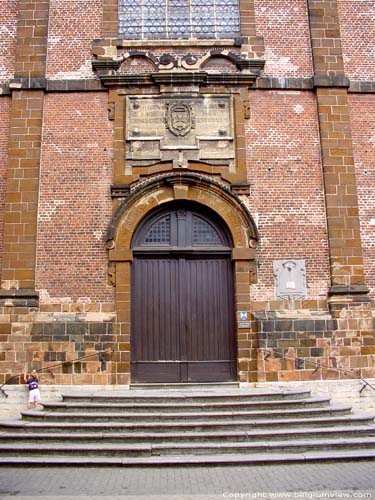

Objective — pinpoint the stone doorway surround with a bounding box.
[106,172,259,385]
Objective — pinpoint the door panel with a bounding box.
[131,258,181,383]
[130,205,236,384]
[135,258,180,360]
[184,258,236,382]
[131,256,236,383]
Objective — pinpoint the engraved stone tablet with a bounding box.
[125,95,235,170]
[273,259,307,300]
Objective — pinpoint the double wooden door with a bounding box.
[130,206,236,383]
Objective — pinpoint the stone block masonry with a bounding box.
[317,87,367,291]
[1,90,44,291]
[14,0,49,79]
[0,320,115,386]
[255,311,375,383]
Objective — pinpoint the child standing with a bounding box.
[24,370,41,409]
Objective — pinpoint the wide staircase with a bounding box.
[1,385,375,465]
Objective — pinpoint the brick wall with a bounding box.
[338,0,375,81]
[349,94,375,298]
[46,0,102,79]
[247,90,331,302]
[255,0,313,77]
[0,0,18,83]
[36,93,114,306]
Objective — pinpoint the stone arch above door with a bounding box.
[106,172,259,256]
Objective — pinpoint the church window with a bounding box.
[118,0,241,40]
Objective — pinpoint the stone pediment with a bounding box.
[92,49,264,88]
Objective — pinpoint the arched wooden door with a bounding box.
[131,204,237,383]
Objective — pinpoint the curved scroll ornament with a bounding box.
[165,102,195,137]
[108,262,116,287]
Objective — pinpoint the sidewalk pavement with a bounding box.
[0,461,374,500]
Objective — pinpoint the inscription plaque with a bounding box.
[273,259,307,300]
[125,95,235,170]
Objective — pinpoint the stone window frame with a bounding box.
[102,0,263,59]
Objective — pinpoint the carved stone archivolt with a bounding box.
[107,172,259,252]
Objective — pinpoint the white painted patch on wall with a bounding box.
[48,35,62,46]
[78,296,91,302]
[39,289,72,305]
[0,26,12,35]
[264,49,299,74]
[39,199,65,221]
[51,61,94,80]
[293,104,304,114]
[369,219,375,226]
[93,230,103,241]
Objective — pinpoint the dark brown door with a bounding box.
[131,206,236,383]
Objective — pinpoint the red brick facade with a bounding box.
[338,0,375,81]
[46,0,102,79]
[255,0,313,77]
[0,0,373,388]
[349,94,375,296]
[246,90,330,302]
[36,93,114,305]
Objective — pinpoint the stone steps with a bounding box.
[0,387,374,465]
[1,413,372,434]
[61,388,312,403]
[19,404,352,423]
[130,382,240,391]
[1,425,374,444]
[4,449,375,467]
[40,396,330,413]
[2,436,375,458]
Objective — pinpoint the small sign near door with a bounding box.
[239,311,250,328]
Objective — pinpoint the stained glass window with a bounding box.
[118,0,240,40]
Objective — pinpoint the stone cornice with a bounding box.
[0,77,374,94]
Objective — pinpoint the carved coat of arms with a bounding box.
[165,102,195,137]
